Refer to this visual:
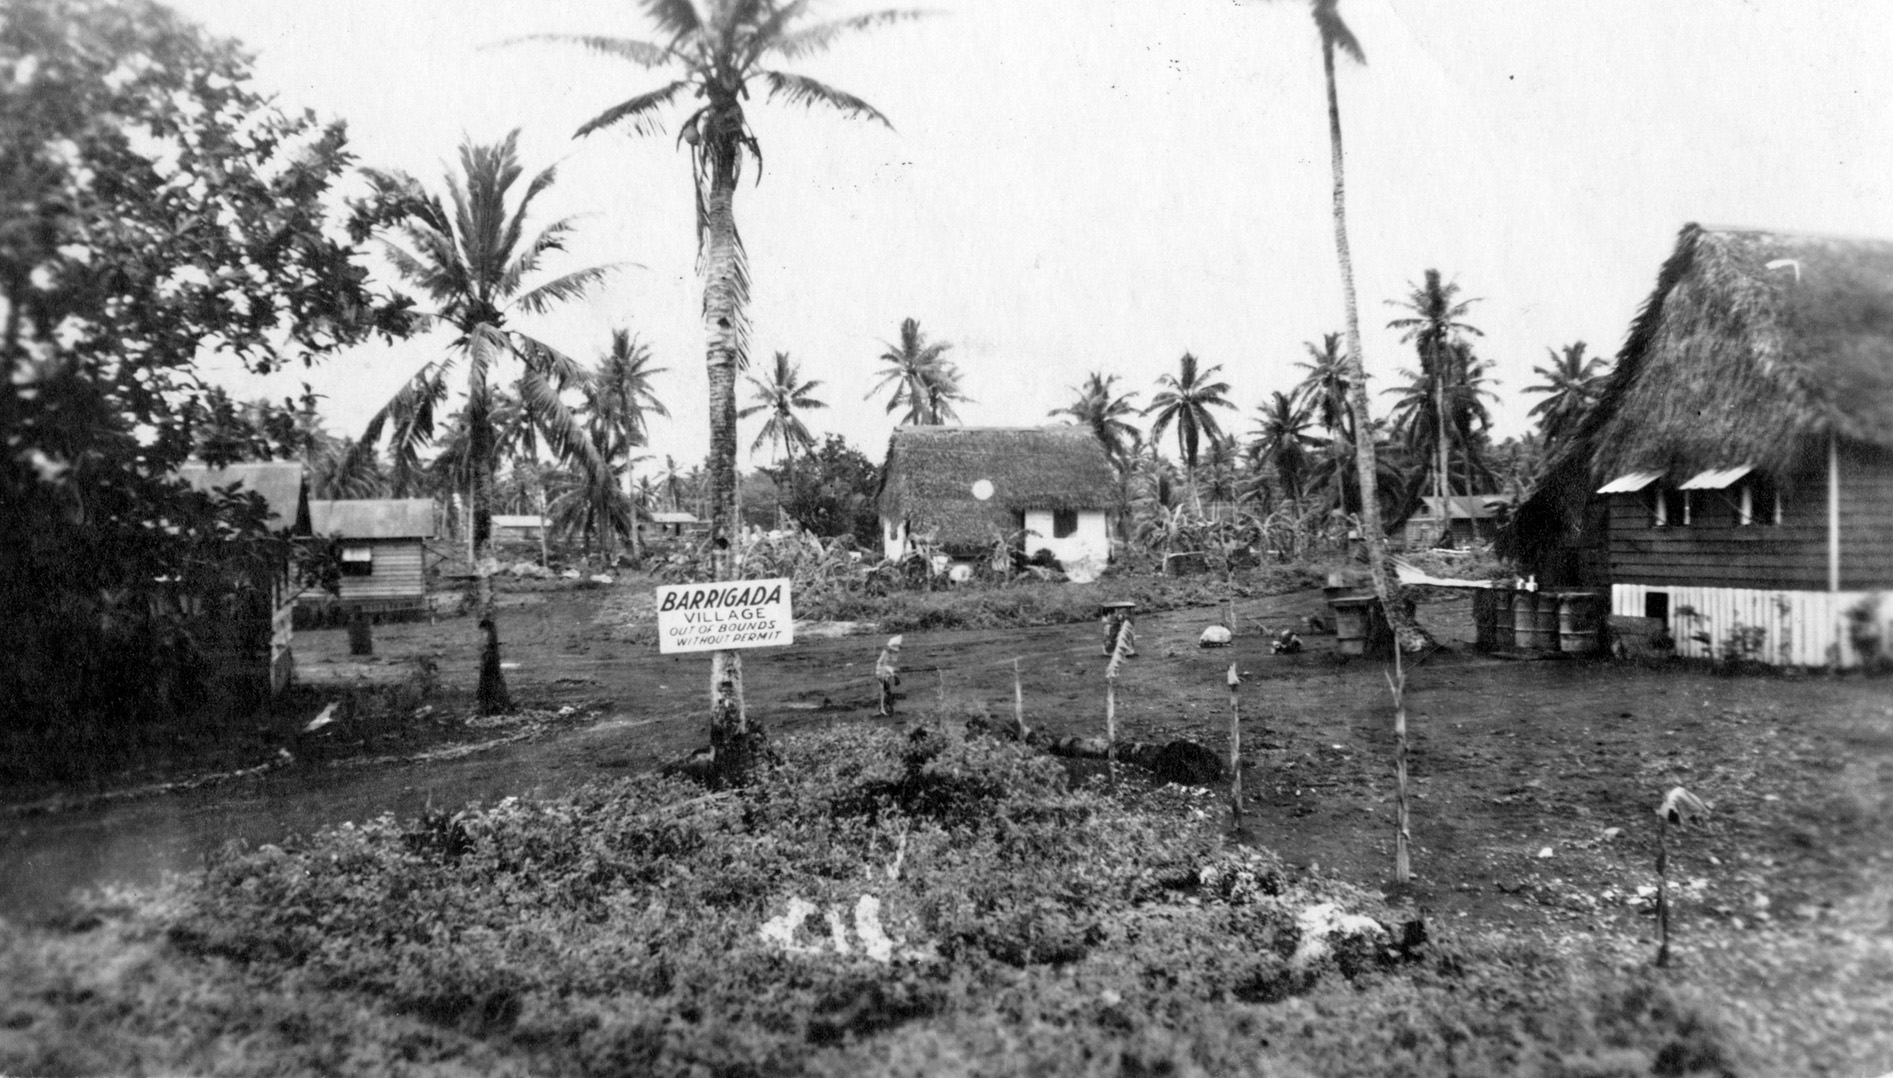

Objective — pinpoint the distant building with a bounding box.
[876,425,1119,581]
[644,510,705,540]
[176,460,309,704]
[1506,225,1893,666]
[491,514,547,541]
[1400,495,1504,549]
[305,499,435,618]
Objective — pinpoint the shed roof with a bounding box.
[310,499,436,539]
[492,514,547,529]
[877,425,1118,553]
[650,511,700,525]
[1413,495,1502,520]
[177,461,309,535]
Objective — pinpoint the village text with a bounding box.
[653,578,795,655]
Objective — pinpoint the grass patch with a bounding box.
[2,718,1750,1077]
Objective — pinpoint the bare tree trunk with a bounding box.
[470,406,511,714]
[625,460,642,564]
[702,143,753,783]
[1434,353,1452,547]
[536,480,550,568]
[1323,37,1431,651]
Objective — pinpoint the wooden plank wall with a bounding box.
[335,539,426,601]
[1606,463,1829,590]
[1611,584,1893,668]
[1841,443,1893,590]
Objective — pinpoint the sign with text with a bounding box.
[654,578,794,654]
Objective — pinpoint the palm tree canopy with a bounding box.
[1143,352,1235,469]
[1386,269,1482,359]
[512,2,928,373]
[358,131,616,486]
[1293,332,1353,441]
[587,329,670,462]
[1525,340,1609,438]
[741,350,827,457]
[869,317,967,424]
[1050,371,1141,468]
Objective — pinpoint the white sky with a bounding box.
[182,0,1893,472]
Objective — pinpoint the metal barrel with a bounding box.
[1559,591,1602,655]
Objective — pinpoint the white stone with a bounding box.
[1289,902,1387,970]
[1199,625,1233,647]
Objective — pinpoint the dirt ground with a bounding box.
[5,576,1892,956]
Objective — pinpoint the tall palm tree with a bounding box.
[520,2,922,763]
[587,329,669,560]
[1143,352,1235,512]
[1251,390,1317,511]
[1294,332,1353,522]
[1049,372,1141,472]
[1526,340,1607,444]
[358,132,614,713]
[740,350,827,493]
[1387,268,1482,543]
[869,317,966,424]
[1308,0,1426,649]
[656,453,687,512]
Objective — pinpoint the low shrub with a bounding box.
[2,718,1748,1077]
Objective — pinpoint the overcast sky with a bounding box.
[183,0,1893,473]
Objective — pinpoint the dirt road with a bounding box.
[6,581,1890,939]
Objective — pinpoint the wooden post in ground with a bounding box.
[1227,662,1243,826]
[1012,658,1027,738]
[1386,645,1411,883]
[1104,615,1134,784]
[1654,786,1708,967]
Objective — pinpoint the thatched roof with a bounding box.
[177,461,309,535]
[1502,224,1893,571]
[877,426,1117,553]
[310,499,435,539]
[1582,224,1893,482]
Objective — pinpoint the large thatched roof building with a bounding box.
[876,426,1119,579]
[1507,224,1893,666]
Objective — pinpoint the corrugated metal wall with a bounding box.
[1612,584,1893,668]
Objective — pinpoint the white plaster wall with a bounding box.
[881,515,908,561]
[1023,509,1112,581]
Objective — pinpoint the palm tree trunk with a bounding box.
[1323,36,1429,652]
[625,459,643,564]
[469,410,511,714]
[537,479,550,568]
[1434,355,1451,547]
[702,149,752,780]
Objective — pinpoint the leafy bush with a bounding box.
[2,719,1747,1077]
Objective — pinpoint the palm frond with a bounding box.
[512,331,589,387]
[759,70,892,127]
[575,80,691,139]
[497,33,674,67]
[766,9,932,60]
[511,264,622,316]
[1313,0,1365,65]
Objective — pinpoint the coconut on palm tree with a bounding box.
[1305,0,1427,650]
[740,351,827,502]
[1050,372,1141,472]
[1526,341,1607,444]
[870,317,967,425]
[358,131,616,713]
[1143,352,1235,512]
[519,1,922,773]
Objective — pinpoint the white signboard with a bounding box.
[654,577,794,654]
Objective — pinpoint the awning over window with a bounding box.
[1597,471,1661,494]
[341,545,374,563]
[1678,465,1753,491]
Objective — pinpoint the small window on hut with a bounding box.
[1648,486,1689,528]
[341,545,374,576]
[1052,509,1078,539]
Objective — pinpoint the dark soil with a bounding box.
[5,575,1891,952]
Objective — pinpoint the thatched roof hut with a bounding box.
[1504,224,1893,572]
[877,426,1118,555]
